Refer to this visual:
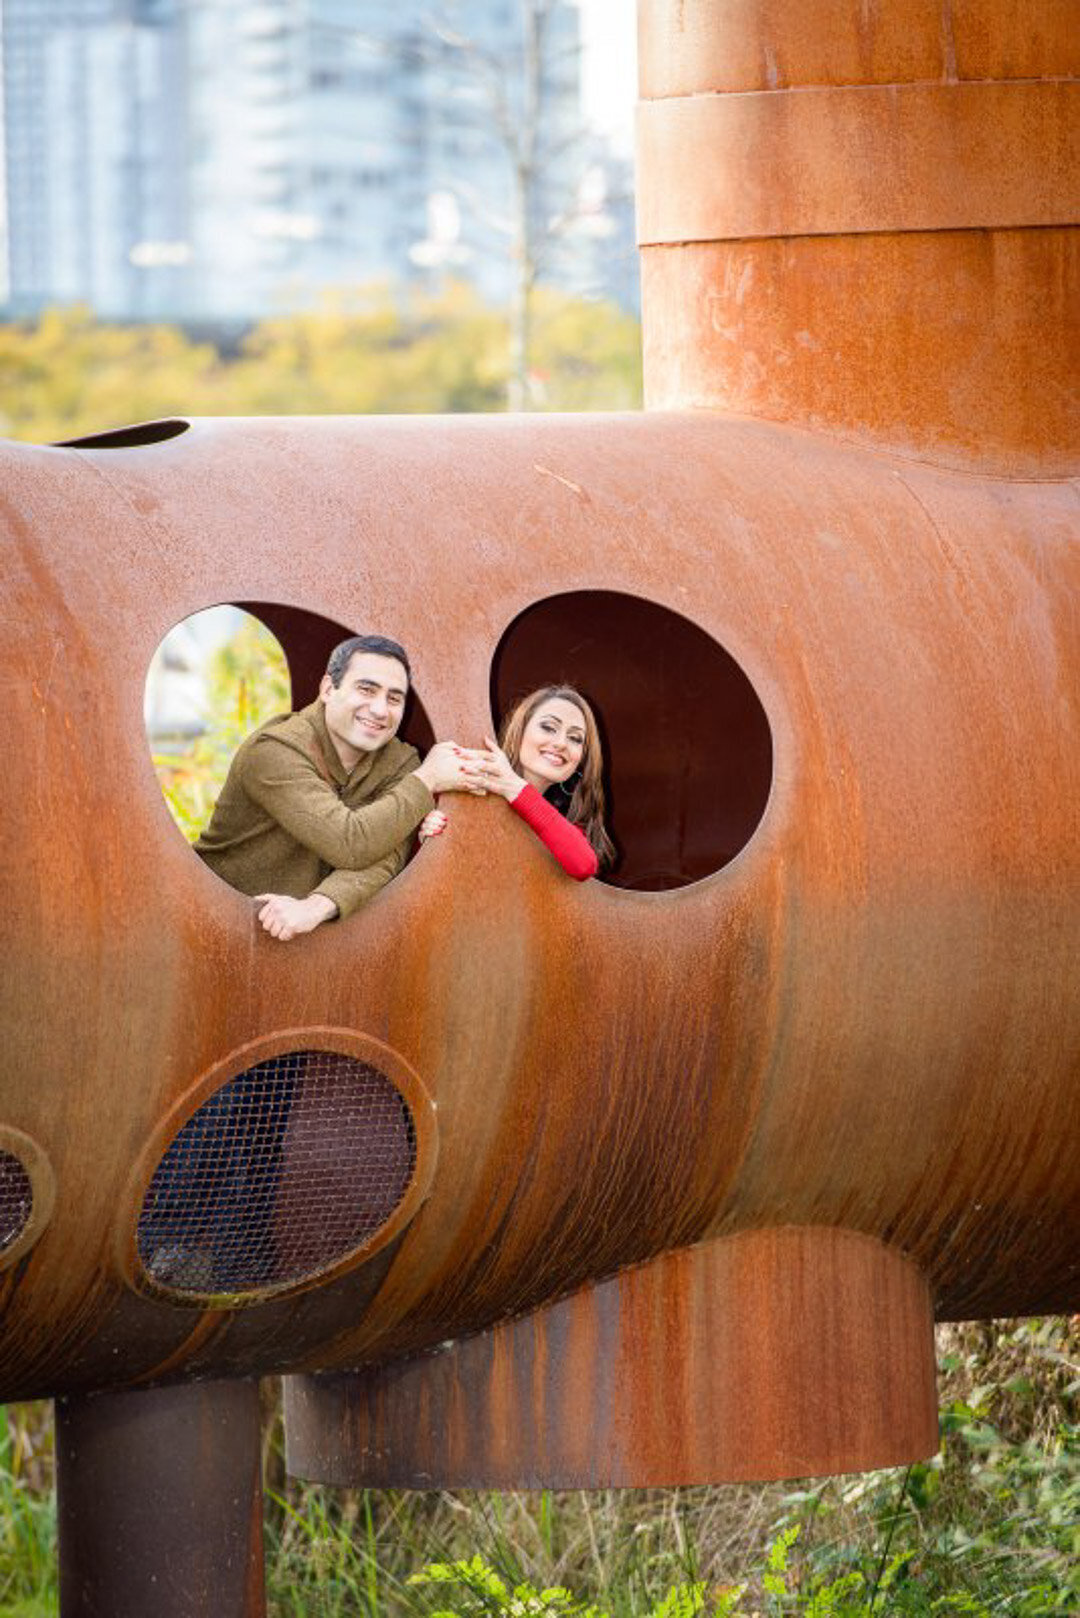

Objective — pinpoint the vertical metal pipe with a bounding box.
[56,1379,265,1618]
[635,0,1079,473]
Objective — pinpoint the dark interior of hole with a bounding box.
[136,1053,416,1294]
[239,602,435,756]
[491,591,773,891]
[0,1151,33,1248]
[54,418,190,448]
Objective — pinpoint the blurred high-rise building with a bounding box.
[0,0,637,324]
[1,0,189,319]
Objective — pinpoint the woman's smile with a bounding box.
[518,698,587,789]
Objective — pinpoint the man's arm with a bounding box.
[244,740,433,871]
[254,891,338,941]
[313,840,410,919]
[254,841,409,939]
[245,740,485,939]
[306,744,429,922]
[243,737,483,873]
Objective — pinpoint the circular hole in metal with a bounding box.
[491,590,773,891]
[136,1051,417,1298]
[146,603,435,850]
[0,1151,34,1253]
[146,606,292,843]
[54,418,191,448]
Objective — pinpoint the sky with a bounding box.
[578,1,638,155]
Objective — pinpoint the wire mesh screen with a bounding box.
[137,1051,417,1297]
[0,1150,33,1252]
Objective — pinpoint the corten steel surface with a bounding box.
[286,1230,938,1488]
[56,1379,265,1618]
[0,0,1078,1509]
[636,0,1080,474]
[0,413,1077,1471]
[638,0,1080,95]
[637,84,1079,240]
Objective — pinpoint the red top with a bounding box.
[509,784,599,881]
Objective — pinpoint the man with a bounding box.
[195,633,476,940]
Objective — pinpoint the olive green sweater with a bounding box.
[194,700,434,919]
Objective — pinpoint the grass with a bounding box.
[0,1320,1075,1617]
[0,1408,55,1617]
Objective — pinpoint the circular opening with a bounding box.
[147,606,291,842]
[136,1050,418,1300]
[54,418,190,448]
[146,603,434,844]
[0,1129,56,1270]
[491,590,773,891]
[0,1151,33,1254]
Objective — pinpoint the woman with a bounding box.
[420,685,615,880]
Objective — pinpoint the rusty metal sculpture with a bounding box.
[0,2,1077,1614]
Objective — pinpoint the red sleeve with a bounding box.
[509,784,599,881]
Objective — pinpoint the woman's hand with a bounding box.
[418,809,448,842]
[470,735,527,801]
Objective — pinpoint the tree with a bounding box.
[0,288,639,443]
[422,1,623,410]
[0,306,221,443]
[151,615,290,843]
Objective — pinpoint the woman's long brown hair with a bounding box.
[500,686,616,869]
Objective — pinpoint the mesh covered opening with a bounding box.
[0,1151,34,1253]
[137,1051,417,1297]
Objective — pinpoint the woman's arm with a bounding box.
[470,735,598,881]
[508,783,598,881]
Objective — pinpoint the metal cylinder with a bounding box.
[0,0,1077,1497]
[286,1229,939,1488]
[56,1379,265,1618]
[636,0,1080,473]
[0,409,1076,1475]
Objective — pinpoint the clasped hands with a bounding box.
[419,734,523,842]
[253,736,521,939]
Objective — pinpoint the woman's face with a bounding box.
[517,697,587,789]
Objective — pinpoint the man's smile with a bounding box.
[319,649,409,765]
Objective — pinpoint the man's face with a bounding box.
[320,652,408,768]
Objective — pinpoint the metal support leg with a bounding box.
[56,1378,265,1618]
[285,1229,939,1488]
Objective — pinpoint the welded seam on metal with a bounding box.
[636,80,1079,242]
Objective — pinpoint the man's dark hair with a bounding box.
[326,635,411,687]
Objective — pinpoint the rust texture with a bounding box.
[637,0,1080,96]
[637,84,1079,241]
[286,1230,939,1488]
[637,0,1080,473]
[0,412,1076,1427]
[56,1379,265,1617]
[0,0,1076,1518]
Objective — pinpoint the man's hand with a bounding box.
[414,741,488,796]
[254,892,337,941]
